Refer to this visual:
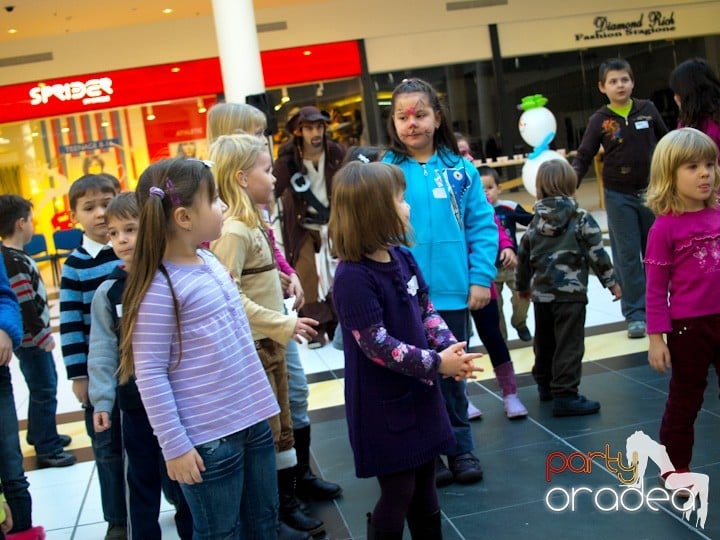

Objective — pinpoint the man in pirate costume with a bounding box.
[273,106,346,347]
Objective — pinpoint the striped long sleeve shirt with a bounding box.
[1,245,53,349]
[59,243,120,379]
[132,250,279,461]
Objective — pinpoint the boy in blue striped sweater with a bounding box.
[58,174,125,540]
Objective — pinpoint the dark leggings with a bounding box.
[470,298,511,368]
[373,459,438,532]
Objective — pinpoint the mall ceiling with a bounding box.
[0,0,306,44]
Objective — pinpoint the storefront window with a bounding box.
[267,77,364,150]
[370,34,718,163]
[0,95,216,239]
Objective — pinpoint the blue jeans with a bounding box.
[15,345,63,458]
[83,402,127,526]
[437,309,473,456]
[122,407,193,540]
[285,339,309,430]
[180,420,278,540]
[603,189,655,322]
[0,366,32,532]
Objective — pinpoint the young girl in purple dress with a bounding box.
[330,160,482,539]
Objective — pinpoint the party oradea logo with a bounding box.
[544,431,709,529]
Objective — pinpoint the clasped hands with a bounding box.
[439,341,484,381]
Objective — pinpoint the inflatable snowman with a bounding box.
[518,94,565,197]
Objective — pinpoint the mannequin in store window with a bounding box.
[176,141,198,159]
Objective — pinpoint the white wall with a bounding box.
[0,0,714,85]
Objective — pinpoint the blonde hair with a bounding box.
[207,103,267,143]
[646,128,720,215]
[329,161,410,262]
[535,159,577,199]
[209,133,267,228]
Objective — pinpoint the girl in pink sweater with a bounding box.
[645,128,720,482]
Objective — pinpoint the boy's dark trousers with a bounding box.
[532,302,586,397]
[83,401,126,526]
[122,405,193,539]
[436,309,473,455]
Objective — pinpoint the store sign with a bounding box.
[59,138,119,154]
[0,40,361,123]
[0,58,224,123]
[574,11,676,42]
[29,77,114,106]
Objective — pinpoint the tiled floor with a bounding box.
[9,179,720,539]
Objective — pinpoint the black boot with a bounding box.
[278,467,325,535]
[407,509,443,540]
[277,521,312,540]
[294,425,342,500]
[366,512,404,540]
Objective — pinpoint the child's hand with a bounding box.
[499,248,517,269]
[648,334,671,374]
[294,317,319,343]
[286,274,305,311]
[279,271,292,291]
[609,283,622,301]
[0,329,13,366]
[438,342,484,381]
[93,411,111,432]
[72,378,89,406]
[468,285,491,310]
[1,498,12,534]
[43,337,56,352]
[166,448,206,485]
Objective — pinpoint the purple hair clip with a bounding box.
[149,186,165,199]
[164,178,182,207]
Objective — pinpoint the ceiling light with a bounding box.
[8,28,17,34]
[303,50,311,56]
[281,87,290,104]
[197,98,207,114]
[163,8,173,14]
[171,67,181,73]
[60,126,70,133]
[146,105,156,121]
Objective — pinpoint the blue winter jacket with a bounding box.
[0,255,23,348]
[383,148,498,311]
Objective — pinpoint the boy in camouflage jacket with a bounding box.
[516,160,621,417]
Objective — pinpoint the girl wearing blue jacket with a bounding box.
[383,78,498,486]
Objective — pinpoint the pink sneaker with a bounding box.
[7,526,46,540]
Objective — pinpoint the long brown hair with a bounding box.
[118,158,215,383]
[329,161,410,262]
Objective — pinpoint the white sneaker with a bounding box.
[503,394,528,419]
[467,400,483,420]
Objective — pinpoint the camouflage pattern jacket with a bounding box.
[516,196,617,303]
